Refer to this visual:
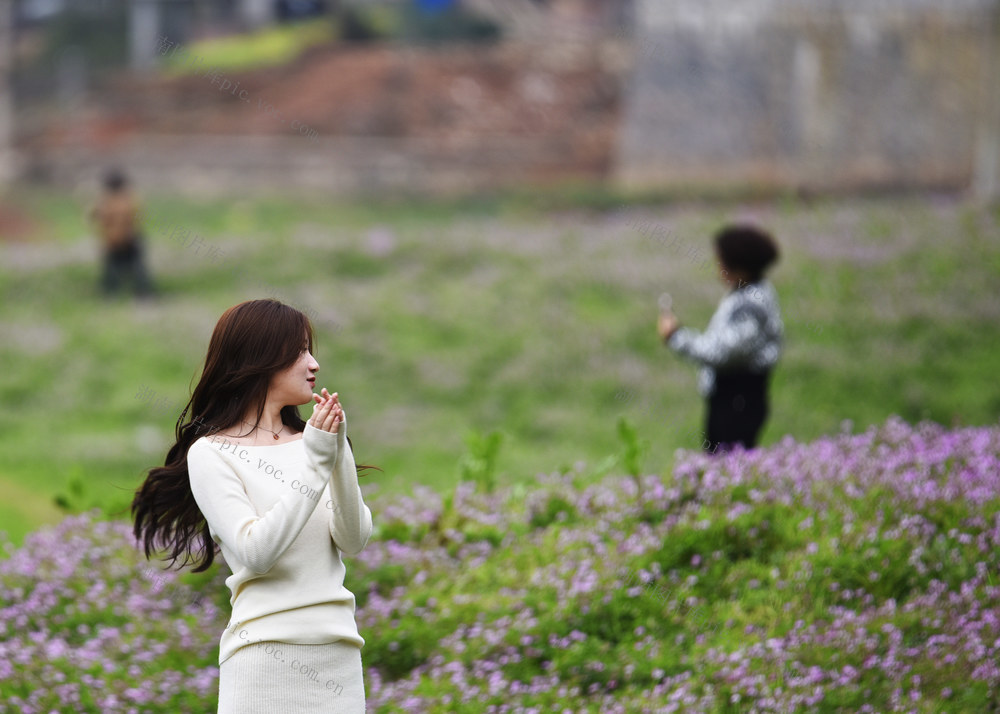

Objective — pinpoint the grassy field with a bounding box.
[1,189,998,545]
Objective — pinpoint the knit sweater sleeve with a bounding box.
[188,431,331,576]
[668,300,768,370]
[319,419,373,557]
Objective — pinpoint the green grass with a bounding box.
[1,189,998,545]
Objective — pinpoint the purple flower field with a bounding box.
[3,415,1000,712]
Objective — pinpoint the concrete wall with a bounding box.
[26,134,590,199]
[974,1,1000,200]
[617,0,1000,193]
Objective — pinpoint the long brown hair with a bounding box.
[132,299,375,572]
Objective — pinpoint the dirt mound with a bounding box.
[30,41,624,181]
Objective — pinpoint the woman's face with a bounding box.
[268,343,320,407]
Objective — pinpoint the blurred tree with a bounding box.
[462,0,548,40]
[42,0,128,71]
[338,4,382,43]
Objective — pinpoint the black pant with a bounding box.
[705,370,771,454]
[102,238,154,296]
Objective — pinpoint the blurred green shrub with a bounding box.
[163,19,334,74]
[401,5,501,45]
[458,429,504,493]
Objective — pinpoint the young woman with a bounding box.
[133,299,373,713]
[657,224,783,453]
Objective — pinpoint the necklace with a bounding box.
[244,420,283,440]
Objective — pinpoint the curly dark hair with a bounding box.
[714,224,780,283]
[103,167,128,192]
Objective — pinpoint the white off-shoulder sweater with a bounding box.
[188,420,373,665]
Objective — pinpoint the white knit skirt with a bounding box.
[218,641,366,714]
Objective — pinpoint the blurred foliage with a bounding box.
[7,421,1000,710]
[164,19,334,75]
[161,1,502,77]
[53,469,90,514]
[37,1,129,71]
[458,429,505,493]
[616,416,649,481]
[337,1,502,45]
[399,4,501,45]
[337,3,401,43]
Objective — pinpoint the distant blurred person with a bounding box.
[89,168,154,297]
[657,225,783,453]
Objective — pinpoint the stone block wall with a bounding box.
[616,0,1000,193]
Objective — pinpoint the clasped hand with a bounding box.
[308,388,344,433]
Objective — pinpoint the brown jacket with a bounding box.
[90,191,142,250]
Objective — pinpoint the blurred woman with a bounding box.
[133,299,374,713]
[658,225,783,453]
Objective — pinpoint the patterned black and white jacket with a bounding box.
[667,280,783,397]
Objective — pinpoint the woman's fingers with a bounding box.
[328,410,341,432]
[307,389,343,432]
[323,405,343,433]
[315,396,332,413]
[309,393,334,426]
[319,401,340,432]
[314,389,337,406]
